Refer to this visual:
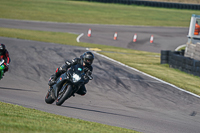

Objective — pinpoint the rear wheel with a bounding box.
[56,84,72,106]
[45,89,55,104]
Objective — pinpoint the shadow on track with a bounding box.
[0,87,38,92]
[61,105,139,119]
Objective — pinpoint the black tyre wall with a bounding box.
[160,50,200,77]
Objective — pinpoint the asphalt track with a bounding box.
[0,19,200,133]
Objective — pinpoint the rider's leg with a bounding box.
[76,85,87,96]
[48,69,65,86]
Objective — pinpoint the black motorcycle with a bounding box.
[45,64,93,106]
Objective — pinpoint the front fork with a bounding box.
[58,83,68,95]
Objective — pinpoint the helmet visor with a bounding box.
[84,59,93,65]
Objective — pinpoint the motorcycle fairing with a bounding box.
[51,64,86,99]
[52,73,69,98]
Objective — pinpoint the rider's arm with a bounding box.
[55,58,80,73]
[71,58,80,66]
[87,66,93,75]
[84,66,93,84]
[4,50,10,67]
[62,58,80,69]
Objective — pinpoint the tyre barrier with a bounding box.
[161,50,200,77]
[160,50,170,64]
[84,0,200,10]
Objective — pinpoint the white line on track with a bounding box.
[175,44,186,51]
[89,50,200,99]
[76,33,84,42]
[118,77,162,83]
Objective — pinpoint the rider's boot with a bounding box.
[48,77,56,86]
[48,70,63,86]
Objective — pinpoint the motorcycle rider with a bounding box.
[194,21,200,35]
[0,44,10,73]
[48,51,94,96]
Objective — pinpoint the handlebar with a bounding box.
[88,75,93,80]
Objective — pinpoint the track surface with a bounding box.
[0,19,200,133]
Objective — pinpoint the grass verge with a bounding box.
[0,27,199,95]
[0,0,199,27]
[0,101,139,133]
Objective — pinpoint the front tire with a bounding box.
[56,84,72,106]
[45,89,55,104]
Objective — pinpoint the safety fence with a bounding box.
[76,0,200,10]
[161,50,200,77]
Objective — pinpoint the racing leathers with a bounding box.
[48,58,93,96]
[0,47,10,73]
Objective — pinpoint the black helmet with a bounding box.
[0,44,5,55]
[81,51,94,66]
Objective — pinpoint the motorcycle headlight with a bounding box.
[72,73,81,83]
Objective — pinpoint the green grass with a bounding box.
[0,102,139,133]
[0,0,199,27]
[178,46,186,51]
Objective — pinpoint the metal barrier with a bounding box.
[161,50,200,77]
[83,0,200,10]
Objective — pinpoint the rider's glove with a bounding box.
[71,58,78,65]
[65,60,71,66]
[83,67,92,75]
[83,67,89,72]
[87,70,92,76]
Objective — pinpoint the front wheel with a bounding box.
[45,89,55,104]
[56,84,72,106]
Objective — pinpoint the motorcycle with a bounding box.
[0,59,5,80]
[45,64,93,106]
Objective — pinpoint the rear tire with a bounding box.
[45,89,55,104]
[56,84,72,106]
